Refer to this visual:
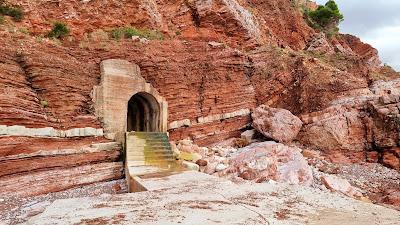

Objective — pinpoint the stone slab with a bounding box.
[24,171,400,225]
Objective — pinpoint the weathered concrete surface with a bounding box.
[93,59,168,142]
[24,172,400,225]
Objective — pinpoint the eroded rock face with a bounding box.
[227,142,313,185]
[252,105,303,143]
[382,148,400,170]
[299,105,367,153]
[367,94,400,149]
[305,33,334,54]
[298,79,400,167]
[0,137,123,197]
[339,34,382,69]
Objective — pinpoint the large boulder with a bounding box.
[226,142,313,185]
[252,105,303,143]
[299,105,367,153]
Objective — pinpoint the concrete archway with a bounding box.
[127,92,160,132]
[93,59,168,143]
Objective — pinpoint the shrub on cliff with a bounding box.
[48,22,70,39]
[0,2,23,22]
[307,0,343,33]
[110,26,164,40]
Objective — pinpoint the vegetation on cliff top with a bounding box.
[110,26,164,40]
[47,22,70,39]
[0,1,23,22]
[306,0,343,35]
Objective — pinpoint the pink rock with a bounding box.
[321,175,362,198]
[252,105,303,143]
[180,145,194,153]
[299,106,367,152]
[229,142,313,185]
[305,32,334,55]
[204,162,218,175]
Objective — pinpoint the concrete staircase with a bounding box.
[125,132,183,191]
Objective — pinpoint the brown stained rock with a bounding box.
[238,169,258,180]
[1,35,257,146]
[383,190,400,207]
[382,152,400,170]
[252,105,303,143]
[112,183,122,193]
[366,151,379,163]
[301,149,320,159]
[196,159,208,167]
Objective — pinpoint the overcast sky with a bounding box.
[315,0,400,71]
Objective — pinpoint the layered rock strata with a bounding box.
[299,80,400,167]
[0,138,123,197]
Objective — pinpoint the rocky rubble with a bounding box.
[226,142,313,185]
[160,136,400,211]
[304,149,400,210]
[174,138,312,186]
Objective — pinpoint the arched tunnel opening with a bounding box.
[127,92,160,132]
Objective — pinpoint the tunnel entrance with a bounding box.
[127,92,160,132]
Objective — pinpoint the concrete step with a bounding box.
[130,133,168,138]
[127,149,173,155]
[129,136,169,140]
[128,146,171,151]
[126,132,178,178]
[130,143,171,148]
[128,149,174,155]
[127,155,175,162]
[128,159,177,167]
[146,140,170,145]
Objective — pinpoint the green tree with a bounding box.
[307,0,343,32]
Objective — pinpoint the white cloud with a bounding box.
[364,26,400,70]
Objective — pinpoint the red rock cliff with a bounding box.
[0,0,399,197]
